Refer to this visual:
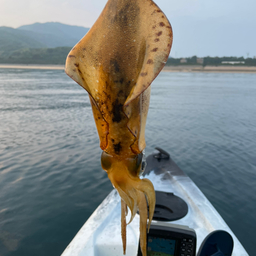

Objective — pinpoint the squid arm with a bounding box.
[65,0,173,255]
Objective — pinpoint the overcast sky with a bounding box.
[1,0,256,57]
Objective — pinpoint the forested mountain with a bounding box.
[0,22,89,62]
[17,22,89,48]
[0,27,46,54]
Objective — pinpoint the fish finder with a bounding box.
[137,222,196,256]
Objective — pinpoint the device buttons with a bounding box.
[180,239,195,256]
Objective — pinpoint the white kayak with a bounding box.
[62,148,248,256]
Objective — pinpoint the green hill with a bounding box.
[0,22,89,63]
[0,27,46,54]
[17,22,89,48]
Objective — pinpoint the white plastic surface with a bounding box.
[62,159,248,256]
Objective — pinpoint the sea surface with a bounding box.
[0,69,255,256]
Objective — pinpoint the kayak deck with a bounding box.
[62,149,248,256]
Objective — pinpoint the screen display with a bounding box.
[147,236,176,256]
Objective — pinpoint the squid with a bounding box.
[65,0,173,255]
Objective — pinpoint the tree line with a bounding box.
[166,56,256,66]
[1,48,256,66]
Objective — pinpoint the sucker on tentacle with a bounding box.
[65,0,173,255]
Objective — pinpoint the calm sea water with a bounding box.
[0,69,255,256]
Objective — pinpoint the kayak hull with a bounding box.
[62,149,248,256]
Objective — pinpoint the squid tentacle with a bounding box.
[138,190,148,256]
[107,162,155,255]
[121,200,127,255]
[136,178,155,232]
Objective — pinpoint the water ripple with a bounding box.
[0,69,256,255]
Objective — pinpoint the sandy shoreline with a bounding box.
[1,64,256,73]
[163,65,256,73]
[0,64,65,70]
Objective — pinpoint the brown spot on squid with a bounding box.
[141,72,148,77]
[113,142,122,154]
[112,99,123,123]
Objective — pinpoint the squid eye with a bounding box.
[127,153,143,176]
[101,151,113,171]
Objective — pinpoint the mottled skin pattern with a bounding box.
[65,0,173,255]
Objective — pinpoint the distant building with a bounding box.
[222,61,245,65]
[197,58,204,64]
[180,58,187,63]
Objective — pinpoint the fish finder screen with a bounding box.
[147,236,176,256]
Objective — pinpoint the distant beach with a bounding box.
[0,64,64,70]
[163,65,256,73]
[1,64,256,73]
